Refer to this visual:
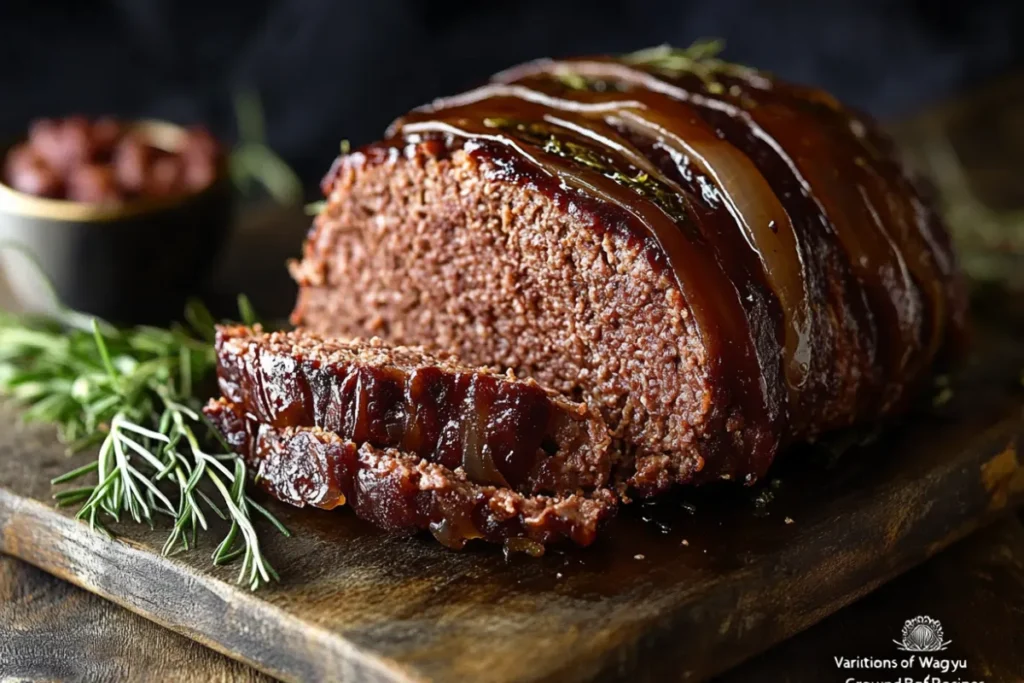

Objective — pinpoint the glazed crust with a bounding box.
[291,53,967,493]
[205,398,617,551]
[214,325,612,495]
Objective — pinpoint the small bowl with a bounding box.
[0,120,232,324]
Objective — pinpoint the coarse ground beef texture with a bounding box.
[293,145,720,495]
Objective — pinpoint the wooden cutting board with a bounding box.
[0,311,1022,683]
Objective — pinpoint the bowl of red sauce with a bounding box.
[0,116,232,323]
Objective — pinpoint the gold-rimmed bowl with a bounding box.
[0,120,232,324]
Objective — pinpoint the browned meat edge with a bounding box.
[215,325,613,496]
[204,398,618,551]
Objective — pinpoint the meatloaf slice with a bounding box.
[215,325,612,495]
[205,398,617,550]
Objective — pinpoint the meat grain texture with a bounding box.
[291,148,714,494]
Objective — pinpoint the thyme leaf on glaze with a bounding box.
[551,68,589,91]
[483,118,688,222]
[625,38,727,67]
[623,39,764,93]
[547,39,763,96]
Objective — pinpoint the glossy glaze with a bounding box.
[205,398,617,550]
[353,52,965,481]
[215,327,610,494]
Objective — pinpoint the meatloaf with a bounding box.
[291,44,967,494]
[205,398,616,549]
[213,325,611,495]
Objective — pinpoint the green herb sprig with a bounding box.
[482,118,689,223]
[623,39,761,93]
[230,90,304,208]
[546,39,760,96]
[921,134,1024,289]
[0,294,289,590]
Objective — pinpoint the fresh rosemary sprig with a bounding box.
[0,296,289,590]
[625,38,728,67]
[623,39,761,93]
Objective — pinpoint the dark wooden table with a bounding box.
[3,516,1022,682]
[2,75,1023,681]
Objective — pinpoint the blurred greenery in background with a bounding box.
[924,136,1024,293]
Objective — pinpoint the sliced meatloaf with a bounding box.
[214,325,612,495]
[205,398,617,549]
[291,46,967,494]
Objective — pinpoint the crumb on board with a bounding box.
[634,554,645,560]
[681,539,689,546]
[784,516,795,525]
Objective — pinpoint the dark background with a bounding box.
[2,0,1022,188]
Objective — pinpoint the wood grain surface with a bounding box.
[717,515,1024,682]
[0,553,272,683]
[0,313,1021,683]
[4,515,1022,683]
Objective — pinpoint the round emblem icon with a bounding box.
[894,615,952,652]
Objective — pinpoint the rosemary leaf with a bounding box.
[51,460,99,485]
[237,294,259,327]
[622,38,761,92]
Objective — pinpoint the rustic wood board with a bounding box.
[4,517,1023,683]
[0,553,272,683]
[718,516,1024,682]
[0,318,1022,683]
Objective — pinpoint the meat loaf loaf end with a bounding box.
[205,398,617,549]
[291,44,967,494]
[214,325,612,495]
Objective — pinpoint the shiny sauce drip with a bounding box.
[384,55,960,475]
[204,399,617,550]
[216,339,585,492]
